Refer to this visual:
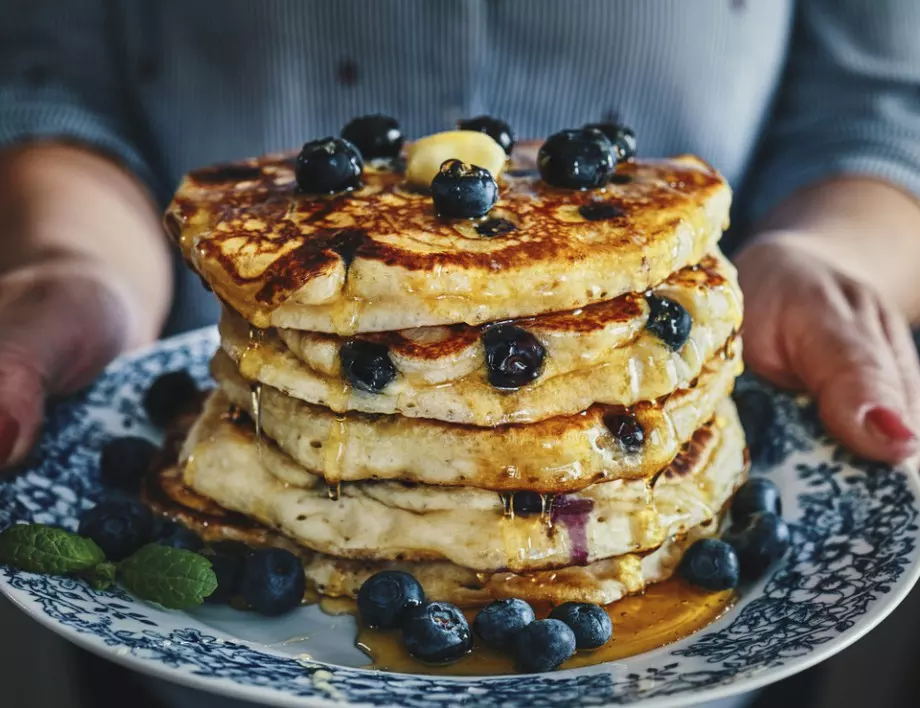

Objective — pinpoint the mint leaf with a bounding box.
[117,544,217,609]
[0,524,105,574]
[81,561,117,591]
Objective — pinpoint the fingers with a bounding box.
[737,238,920,465]
[878,303,920,432]
[735,239,808,391]
[0,344,49,466]
[0,265,130,468]
[790,287,917,464]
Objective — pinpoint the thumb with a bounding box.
[0,267,130,467]
[790,311,917,464]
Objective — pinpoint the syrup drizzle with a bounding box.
[499,492,514,519]
[322,370,351,496]
[323,415,348,493]
[497,493,555,529]
[539,493,554,526]
[244,327,266,457]
[330,296,364,336]
[250,383,263,448]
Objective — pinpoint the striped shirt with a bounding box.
[3,0,920,334]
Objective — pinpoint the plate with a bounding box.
[1,327,919,708]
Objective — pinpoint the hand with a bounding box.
[0,258,132,466]
[736,234,920,464]
[0,143,171,470]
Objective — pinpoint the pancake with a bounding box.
[166,144,731,334]
[304,523,718,607]
[220,292,739,427]
[145,465,722,607]
[274,252,740,387]
[178,392,746,572]
[212,343,742,491]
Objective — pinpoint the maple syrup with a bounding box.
[243,326,266,458]
[352,577,734,675]
[250,383,263,445]
[330,295,364,336]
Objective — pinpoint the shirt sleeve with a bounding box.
[741,0,920,225]
[0,0,158,192]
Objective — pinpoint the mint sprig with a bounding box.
[0,524,105,574]
[117,544,217,609]
[0,523,217,609]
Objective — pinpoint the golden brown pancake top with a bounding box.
[166,142,731,332]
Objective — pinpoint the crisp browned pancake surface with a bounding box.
[166,144,731,333]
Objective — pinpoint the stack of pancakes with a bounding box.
[158,139,746,607]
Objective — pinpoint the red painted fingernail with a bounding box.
[0,410,20,465]
[865,407,917,445]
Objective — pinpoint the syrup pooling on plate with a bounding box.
[353,577,735,675]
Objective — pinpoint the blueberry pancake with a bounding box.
[147,463,723,607]
[211,343,741,491]
[176,392,745,573]
[218,266,740,425]
[166,144,730,334]
[273,251,739,386]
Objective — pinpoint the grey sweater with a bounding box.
[3,0,920,334]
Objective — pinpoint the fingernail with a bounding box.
[0,410,20,465]
[865,406,917,445]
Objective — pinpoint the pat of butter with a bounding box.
[406,130,506,189]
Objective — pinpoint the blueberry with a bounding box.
[724,512,791,580]
[602,413,645,454]
[512,619,577,673]
[538,129,616,189]
[99,436,157,491]
[357,570,425,629]
[340,340,397,393]
[482,325,546,389]
[512,491,545,515]
[645,295,692,351]
[402,601,472,664]
[457,115,516,155]
[78,499,155,561]
[240,548,306,616]
[733,389,777,467]
[430,159,498,219]
[549,602,612,650]
[143,370,199,428]
[578,203,623,221]
[202,542,248,604]
[731,478,782,526]
[341,115,404,160]
[475,217,516,238]
[154,521,203,552]
[583,123,637,161]
[295,137,363,194]
[473,598,535,650]
[678,539,741,591]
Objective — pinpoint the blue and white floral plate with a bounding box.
[1,328,919,708]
